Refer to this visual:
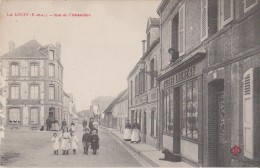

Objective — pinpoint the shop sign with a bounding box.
[163,66,196,88]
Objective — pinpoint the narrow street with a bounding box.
[1,125,143,167]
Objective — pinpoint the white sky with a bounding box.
[0,0,160,111]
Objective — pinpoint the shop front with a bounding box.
[159,56,205,165]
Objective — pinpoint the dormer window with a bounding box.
[49,50,55,60]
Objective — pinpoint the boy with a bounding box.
[51,132,60,155]
[91,129,99,155]
[82,128,91,154]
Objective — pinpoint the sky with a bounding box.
[0,0,161,111]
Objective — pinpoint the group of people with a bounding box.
[50,117,100,155]
[123,119,141,143]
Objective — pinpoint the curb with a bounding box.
[105,128,159,167]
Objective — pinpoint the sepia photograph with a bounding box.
[0,0,260,167]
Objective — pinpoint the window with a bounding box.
[163,88,174,133]
[30,63,38,76]
[169,14,179,60]
[11,62,19,76]
[30,84,39,99]
[220,0,234,29]
[130,81,133,105]
[145,65,147,91]
[147,32,151,49]
[49,64,55,77]
[10,84,19,99]
[58,86,60,101]
[49,85,55,100]
[139,111,142,131]
[151,111,155,136]
[30,108,39,125]
[244,0,258,13]
[150,59,155,89]
[178,3,186,56]
[49,50,54,60]
[58,66,60,79]
[181,80,198,139]
[9,108,20,124]
[201,0,208,41]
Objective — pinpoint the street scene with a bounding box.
[0,0,260,167]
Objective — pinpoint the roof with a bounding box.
[146,17,160,33]
[1,40,47,59]
[118,90,128,103]
[103,89,127,114]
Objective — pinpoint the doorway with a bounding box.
[49,107,55,121]
[173,87,181,154]
[208,79,226,166]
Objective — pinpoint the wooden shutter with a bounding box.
[178,3,185,56]
[243,68,254,159]
[220,0,234,28]
[244,0,258,13]
[169,21,172,49]
[201,0,208,41]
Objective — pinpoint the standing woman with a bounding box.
[59,127,71,155]
[123,120,132,141]
[131,119,140,143]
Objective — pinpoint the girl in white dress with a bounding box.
[59,127,71,155]
[51,132,60,155]
[70,132,79,154]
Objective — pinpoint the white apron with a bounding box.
[124,128,132,140]
[60,132,71,150]
[131,128,140,142]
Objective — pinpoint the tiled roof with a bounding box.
[1,40,47,58]
[103,89,127,114]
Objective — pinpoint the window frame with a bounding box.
[30,107,40,125]
[29,83,39,99]
[49,84,55,100]
[30,62,39,77]
[49,50,55,60]
[8,107,21,125]
[10,62,19,76]
[49,63,55,77]
[10,83,20,99]
[201,0,209,42]
[219,0,234,29]
[244,0,258,13]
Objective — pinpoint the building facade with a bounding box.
[157,0,260,167]
[63,92,76,125]
[0,40,64,130]
[127,17,161,149]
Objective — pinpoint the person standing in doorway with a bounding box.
[46,117,52,131]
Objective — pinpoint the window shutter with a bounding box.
[244,0,258,13]
[243,68,254,159]
[220,0,234,28]
[201,0,208,41]
[169,21,172,48]
[178,4,185,56]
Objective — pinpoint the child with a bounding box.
[82,128,91,154]
[51,132,60,155]
[70,132,79,154]
[59,127,71,155]
[91,129,99,155]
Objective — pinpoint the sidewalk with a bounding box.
[101,126,192,167]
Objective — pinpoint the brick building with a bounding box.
[156,0,260,167]
[127,17,161,149]
[0,40,64,130]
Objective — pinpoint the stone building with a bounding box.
[127,17,161,149]
[0,40,64,130]
[157,0,260,166]
[63,92,76,125]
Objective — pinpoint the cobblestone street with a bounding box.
[0,125,146,167]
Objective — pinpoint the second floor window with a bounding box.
[49,85,55,100]
[30,84,39,99]
[150,59,155,89]
[10,84,19,99]
[30,63,38,76]
[49,64,55,77]
[11,63,19,76]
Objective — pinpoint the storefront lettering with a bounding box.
[163,66,196,88]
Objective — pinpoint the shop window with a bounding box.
[9,108,21,124]
[30,62,38,76]
[10,84,19,99]
[163,89,174,134]
[30,84,39,99]
[11,62,19,76]
[244,0,258,13]
[30,108,39,125]
[181,80,198,139]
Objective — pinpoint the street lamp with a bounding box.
[138,59,158,77]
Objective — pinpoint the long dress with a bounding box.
[60,132,71,150]
[123,123,132,141]
[70,136,79,150]
[51,137,60,150]
[131,123,140,142]
[91,135,99,150]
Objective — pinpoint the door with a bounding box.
[173,87,181,154]
[49,108,55,121]
[216,91,225,166]
[143,111,147,142]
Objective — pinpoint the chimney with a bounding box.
[142,40,146,55]
[8,41,15,52]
